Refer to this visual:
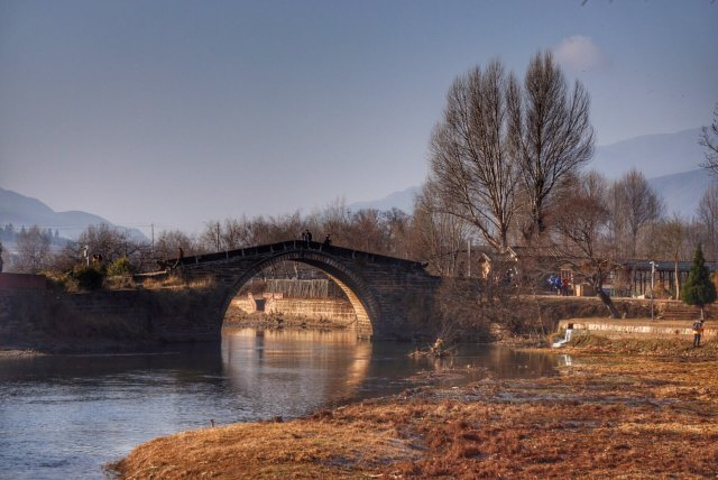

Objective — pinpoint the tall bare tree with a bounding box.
[381,208,412,258]
[411,181,470,276]
[608,169,663,258]
[221,217,253,250]
[700,103,718,176]
[201,220,224,251]
[653,215,691,299]
[698,183,718,261]
[428,59,520,250]
[509,51,595,238]
[554,172,620,317]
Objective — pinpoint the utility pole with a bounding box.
[467,240,471,277]
[650,261,656,321]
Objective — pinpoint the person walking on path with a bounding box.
[693,319,705,347]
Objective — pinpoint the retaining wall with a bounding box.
[229,295,357,326]
[558,318,716,341]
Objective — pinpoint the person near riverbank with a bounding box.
[693,320,705,347]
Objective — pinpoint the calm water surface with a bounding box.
[0,328,560,479]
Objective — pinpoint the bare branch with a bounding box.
[700,103,718,177]
[510,51,595,238]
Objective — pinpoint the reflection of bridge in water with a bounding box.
[222,328,372,414]
[167,240,441,341]
[220,329,562,417]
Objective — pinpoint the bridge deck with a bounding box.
[170,240,426,270]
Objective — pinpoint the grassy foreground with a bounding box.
[107,338,718,479]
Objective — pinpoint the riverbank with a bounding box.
[107,336,718,479]
[223,310,350,332]
[0,349,44,359]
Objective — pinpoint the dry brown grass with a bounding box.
[137,273,216,290]
[108,342,718,479]
[108,415,418,479]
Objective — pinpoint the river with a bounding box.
[0,328,560,479]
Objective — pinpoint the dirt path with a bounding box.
[108,340,718,479]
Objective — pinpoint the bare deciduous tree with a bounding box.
[554,172,620,317]
[509,51,595,238]
[77,224,143,264]
[13,225,52,273]
[427,52,594,250]
[411,182,470,276]
[698,183,718,261]
[381,208,412,258]
[608,169,663,258]
[700,103,718,176]
[201,220,224,251]
[653,215,691,299]
[221,217,253,250]
[428,59,520,250]
[155,229,196,260]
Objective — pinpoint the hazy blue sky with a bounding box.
[1,0,716,236]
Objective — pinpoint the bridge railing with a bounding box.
[166,240,426,270]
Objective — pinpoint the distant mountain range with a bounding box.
[350,128,713,219]
[591,128,705,180]
[1,128,712,239]
[0,187,147,241]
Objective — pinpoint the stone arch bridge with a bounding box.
[161,240,442,341]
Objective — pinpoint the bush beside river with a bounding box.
[107,337,718,479]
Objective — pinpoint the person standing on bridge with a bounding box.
[173,247,184,269]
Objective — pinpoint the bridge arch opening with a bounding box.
[219,250,379,339]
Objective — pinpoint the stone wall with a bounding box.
[0,281,227,351]
[266,297,357,325]
[558,318,716,341]
[229,295,358,326]
[0,273,47,289]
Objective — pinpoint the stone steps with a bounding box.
[660,303,714,321]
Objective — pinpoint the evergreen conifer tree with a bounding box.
[681,244,717,320]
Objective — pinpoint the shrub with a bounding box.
[70,265,105,291]
[107,256,134,277]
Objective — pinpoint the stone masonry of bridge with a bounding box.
[0,242,442,351]
[167,240,443,341]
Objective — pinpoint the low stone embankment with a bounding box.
[0,273,228,352]
[558,318,716,341]
[229,295,356,326]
